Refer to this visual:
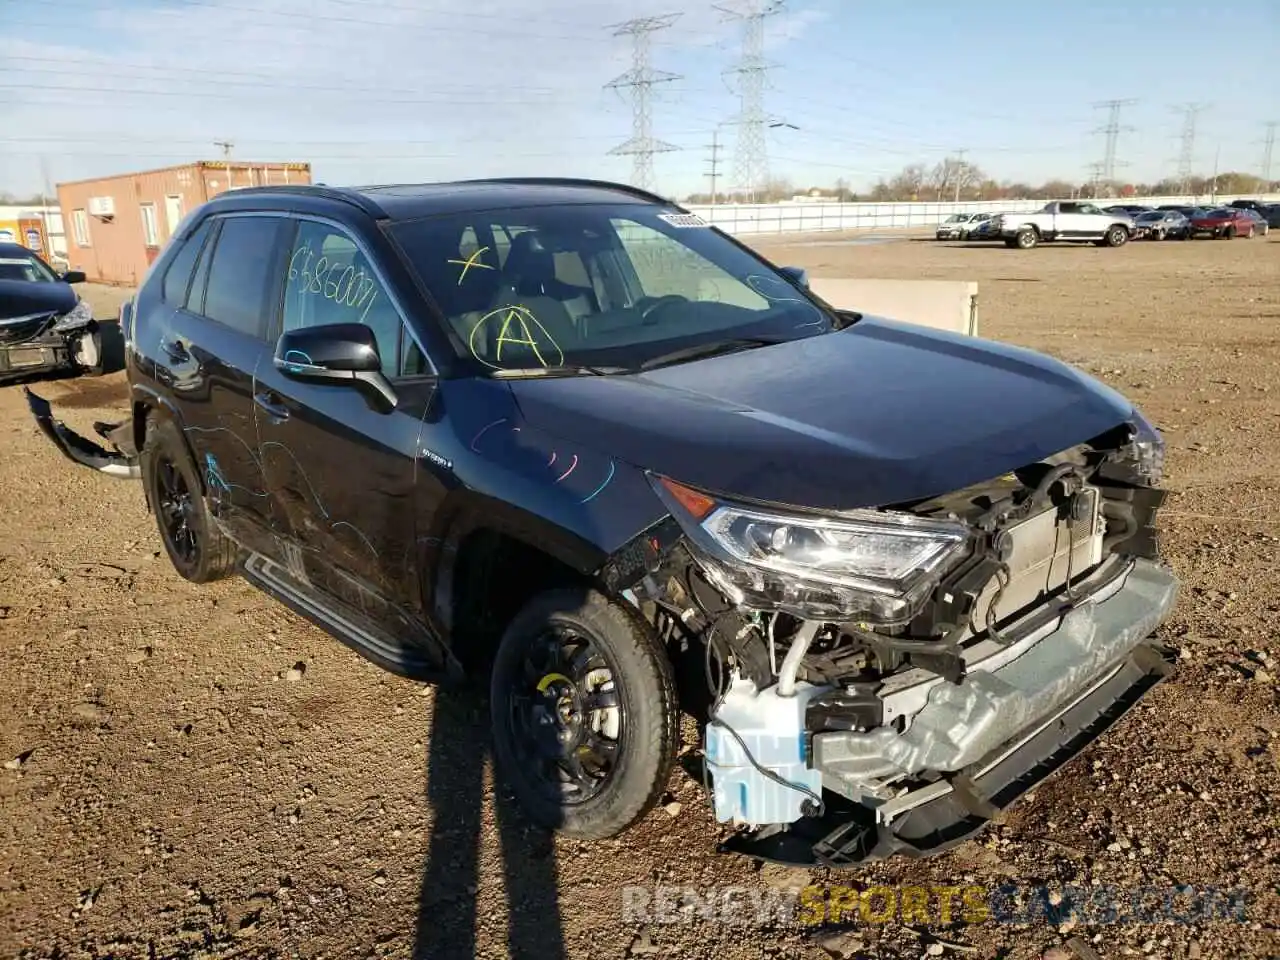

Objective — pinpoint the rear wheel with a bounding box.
[140,416,237,583]
[489,588,677,840]
[1015,228,1038,249]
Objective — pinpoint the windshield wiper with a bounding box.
[489,364,629,379]
[637,335,791,372]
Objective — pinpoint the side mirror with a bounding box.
[273,322,397,412]
[61,270,86,284]
[778,265,809,289]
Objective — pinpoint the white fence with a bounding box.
[685,194,1280,236]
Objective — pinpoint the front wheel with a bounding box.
[489,588,678,840]
[1105,225,1129,247]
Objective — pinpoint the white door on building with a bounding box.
[164,195,184,238]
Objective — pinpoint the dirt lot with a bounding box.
[2,236,1278,960]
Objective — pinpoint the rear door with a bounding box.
[252,216,437,622]
[164,213,291,554]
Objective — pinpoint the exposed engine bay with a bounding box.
[615,419,1178,866]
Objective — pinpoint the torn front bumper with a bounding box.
[720,557,1179,867]
[24,387,139,479]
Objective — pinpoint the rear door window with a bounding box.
[202,216,288,338]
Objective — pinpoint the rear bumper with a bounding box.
[719,558,1179,867]
[24,387,139,479]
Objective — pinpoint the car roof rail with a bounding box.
[456,177,685,209]
[212,184,388,218]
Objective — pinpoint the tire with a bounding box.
[140,415,238,583]
[1104,225,1129,247]
[1152,229,1165,241]
[1015,227,1038,249]
[1003,238,1019,249]
[1221,227,1234,239]
[490,588,677,840]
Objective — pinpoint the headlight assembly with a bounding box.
[51,299,94,332]
[651,475,971,624]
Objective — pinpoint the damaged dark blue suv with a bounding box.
[30,179,1178,866]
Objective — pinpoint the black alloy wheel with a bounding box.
[504,623,623,807]
[155,456,200,569]
[140,415,237,583]
[490,589,677,840]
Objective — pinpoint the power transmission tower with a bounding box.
[1091,99,1136,193]
[706,128,726,204]
[1261,121,1278,192]
[1172,102,1209,193]
[716,0,786,203]
[604,14,682,191]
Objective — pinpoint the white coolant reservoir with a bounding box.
[704,677,829,826]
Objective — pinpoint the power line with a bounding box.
[1091,98,1137,192]
[604,14,682,191]
[716,0,787,202]
[1172,102,1209,193]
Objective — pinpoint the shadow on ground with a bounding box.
[415,687,568,960]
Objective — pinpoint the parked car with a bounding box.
[0,242,101,383]
[968,216,1000,240]
[1263,204,1280,229]
[935,212,991,240]
[1131,210,1192,240]
[1228,199,1269,213]
[992,201,1135,249]
[26,179,1179,865]
[1157,205,1205,217]
[1105,204,1152,216]
[1187,207,1261,238]
[1240,208,1270,236]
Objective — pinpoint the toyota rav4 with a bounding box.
[28,179,1178,866]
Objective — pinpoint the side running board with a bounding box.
[241,552,462,684]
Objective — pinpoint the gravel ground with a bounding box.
[1,234,1278,960]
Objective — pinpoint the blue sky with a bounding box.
[1,0,1276,199]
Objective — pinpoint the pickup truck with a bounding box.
[991,201,1135,249]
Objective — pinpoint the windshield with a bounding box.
[390,203,832,373]
[1137,212,1163,221]
[0,251,58,283]
[944,214,966,223]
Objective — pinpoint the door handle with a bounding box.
[160,338,189,363]
[253,392,290,421]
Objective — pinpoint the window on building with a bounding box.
[72,209,91,247]
[162,219,214,305]
[281,220,415,377]
[202,216,287,338]
[140,203,159,247]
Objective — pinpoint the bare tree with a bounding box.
[928,156,984,201]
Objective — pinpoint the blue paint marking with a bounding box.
[579,460,616,504]
[204,452,230,493]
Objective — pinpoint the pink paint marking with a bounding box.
[556,454,579,483]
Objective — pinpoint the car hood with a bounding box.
[0,280,77,321]
[508,317,1137,511]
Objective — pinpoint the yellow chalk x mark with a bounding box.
[447,246,496,284]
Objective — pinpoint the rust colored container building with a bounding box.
[56,160,312,286]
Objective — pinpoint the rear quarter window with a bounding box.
[161,220,213,305]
